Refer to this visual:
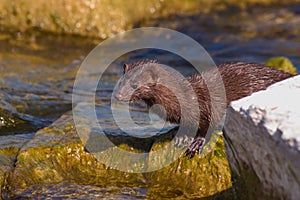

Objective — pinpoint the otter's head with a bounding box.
[114,60,159,103]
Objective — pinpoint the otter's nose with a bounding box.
[115,93,123,100]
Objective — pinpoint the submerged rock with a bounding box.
[12,182,147,199]
[224,75,300,200]
[0,108,36,135]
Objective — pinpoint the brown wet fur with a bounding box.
[116,60,293,157]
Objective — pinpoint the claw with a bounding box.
[174,135,194,148]
[184,136,206,158]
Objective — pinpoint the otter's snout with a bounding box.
[114,92,131,102]
[115,93,124,101]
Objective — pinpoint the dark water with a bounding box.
[1,5,300,199]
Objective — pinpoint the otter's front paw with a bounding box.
[184,136,206,159]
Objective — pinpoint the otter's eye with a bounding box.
[132,84,138,89]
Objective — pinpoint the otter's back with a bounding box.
[218,62,293,104]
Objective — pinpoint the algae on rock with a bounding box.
[146,131,232,199]
[9,112,147,197]
[0,134,34,200]
[265,57,298,75]
[6,104,232,198]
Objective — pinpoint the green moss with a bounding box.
[146,132,232,198]
[265,57,298,75]
[7,112,146,196]
[10,142,146,194]
[7,109,232,198]
[0,147,20,199]
[0,147,19,163]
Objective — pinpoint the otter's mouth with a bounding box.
[114,94,147,109]
[114,93,137,103]
[114,93,128,101]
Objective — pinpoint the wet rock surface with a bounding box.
[0,106,231,199]
[12,183,147,200]
[147,131,232,198]
[4,110,146,198]
[0,108,35,135]
[224,75,300,200]
[0,133,34,199]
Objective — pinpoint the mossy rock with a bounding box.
[8,112,147,197]
[146,131,232,199]
[0,148,19,200]
[0,134,33,200]
[6,106,232,198]
[265,57,298,75]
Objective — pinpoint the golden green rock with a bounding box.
[265,57,298,75]
[146,131,232,198]
[4,109,233,199]
[9,112,146,197]
[0,133,33,200]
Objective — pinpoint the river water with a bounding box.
[1,6,300,136]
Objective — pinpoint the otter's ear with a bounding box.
[123,64,129,74]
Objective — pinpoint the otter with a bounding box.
[114,60,293,158]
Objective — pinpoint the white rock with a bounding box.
[224,75,300,200]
